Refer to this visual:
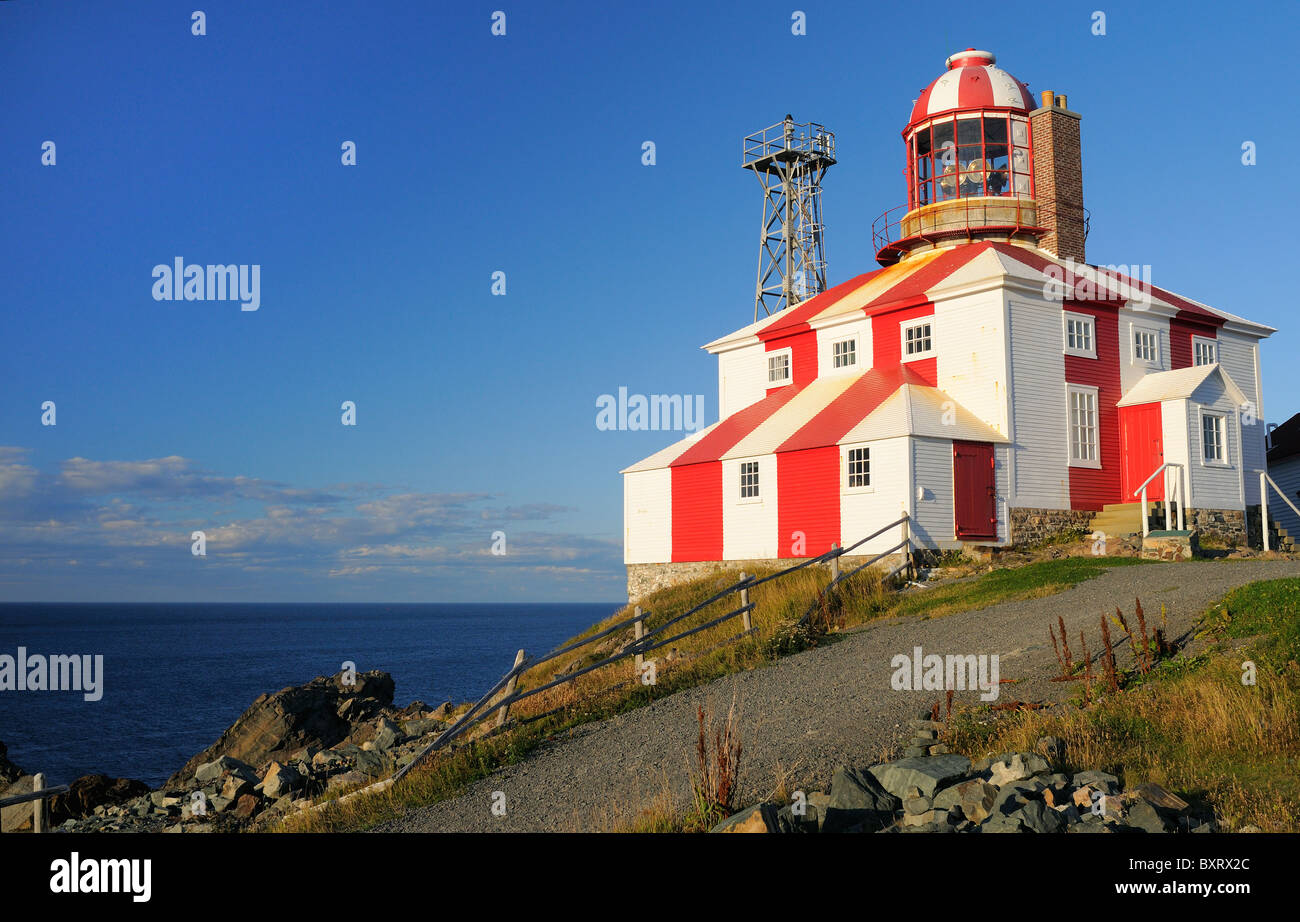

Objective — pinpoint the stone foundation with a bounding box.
[1008,508,1096,546]
[626,554,908,602]
[1184,508,1248,547]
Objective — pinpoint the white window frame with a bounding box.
[1199,409,1230,467]
[766,348,793,387]
[738,459,761,502]
[1131,324,1160,366]
[1192,335,1217,367]
[1065,383,1101,469]
[830,335,858,371]
[1063,311,1096,359]
[900,318,934,361]
[843,444,872,493]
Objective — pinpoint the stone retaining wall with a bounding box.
[1008,508,1095,546]
[626,554,907,602]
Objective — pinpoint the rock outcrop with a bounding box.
[166,669,395,788]
[714,711,1211,834]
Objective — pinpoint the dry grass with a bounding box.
[948,578,1300,832]
[275,554,1146,832]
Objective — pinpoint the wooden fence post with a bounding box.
[740,573,752,632]
[830,542,840,582]
[901,514,912,581]
[495,649,526,729]
[32,773,44,834]
[633,606,644,674]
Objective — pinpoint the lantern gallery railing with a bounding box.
[871,196,1090,258]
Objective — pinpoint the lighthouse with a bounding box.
[875,48,1085,266]
[621,49,1275,601]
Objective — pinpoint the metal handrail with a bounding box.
[1257,470,1300,552]
[1134,462,1186,536]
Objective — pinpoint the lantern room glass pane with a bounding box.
[1011,119,1028,146]
[983,116,1008,144]
[957,117,982,145]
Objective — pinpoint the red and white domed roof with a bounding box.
[908,49,1035,127]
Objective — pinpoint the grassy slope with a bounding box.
[279,554,1149,831]
[947,577,1300,832]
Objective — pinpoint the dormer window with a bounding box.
[767,349,792,386]
[901,319,934,360]
[832,337,857,369]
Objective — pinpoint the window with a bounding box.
[846,447,870,489]
[908,113,1031,206]
[1202,412,1226,464]
[901,320,933,359]
[832,337,857,369]
[767,350,791,385]
[1067,385,1100,467]
[1133,327,1159,364]
[739,461,760,499]
[1193,336,1217,366]
[1063,312,1095,358]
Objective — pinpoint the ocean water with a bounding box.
[0,602,619,788]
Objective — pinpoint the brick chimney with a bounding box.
[1030,90,1086,262]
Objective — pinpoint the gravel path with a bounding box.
[376,559,1300,833]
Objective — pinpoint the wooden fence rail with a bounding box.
[391,512,913,784]
[0,773,68,834]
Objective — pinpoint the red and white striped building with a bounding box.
[623,50,1275,595]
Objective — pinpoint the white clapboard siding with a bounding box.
[911,437,956,546]
[933,290,1009,437]
[1217,330,1265,503]
[1267,456,1300,540]
[717,344,768,419]
[721,455,779,560]
[1184,382,1245,511]
[840,437,909,554]
[1005,295,1070,509]
[1121,314,1171,395]
[624,468,672,564]
[815,316,873,378]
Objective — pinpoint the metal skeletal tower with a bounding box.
[742,115,836,321]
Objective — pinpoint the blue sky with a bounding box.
[2,0,1296,602]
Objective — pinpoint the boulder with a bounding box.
[371,717,403,752]
[47,774,151,825]
[1016,799,1066,833]
[232,794,260,820]
[261,761,302,800]
[869,754,971,800]
[710,802,778,833]
[0,775,36,832]
[823,766,898,833]
[1072,769,1120,794]
[1124,800,1169,833]
[934,779,998,824]
[167,669,395,787]
[194,755,258,785]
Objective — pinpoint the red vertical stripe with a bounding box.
[777,447,841,558]
[1064,303,1122,510]
[1169,317,1216,370]
[872,305,937,386]
[670,462,722,562]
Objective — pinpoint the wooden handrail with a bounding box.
[390,512,919,787]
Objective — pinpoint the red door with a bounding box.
[953,441,997,540]
[1119,403,1164,501]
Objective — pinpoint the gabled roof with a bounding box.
[1116,364,1248,409]
[701,241,1274,353]
[1267,412,1300,466]
[621,365,1004,473]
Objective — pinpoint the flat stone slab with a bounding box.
[869,755,971,800]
